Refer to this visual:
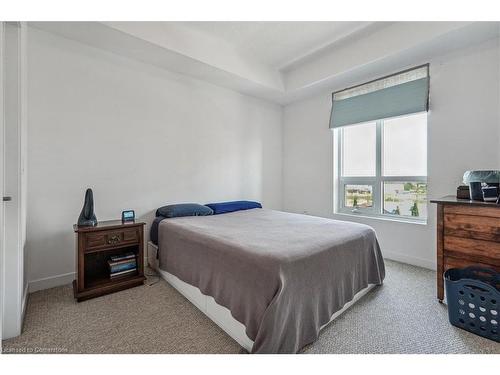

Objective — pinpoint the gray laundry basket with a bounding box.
[444,267,499,342]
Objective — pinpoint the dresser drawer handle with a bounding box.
[107,235,120,244]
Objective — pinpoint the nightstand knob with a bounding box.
[108,235,120,244]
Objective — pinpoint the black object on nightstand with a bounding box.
[73,220,146,302]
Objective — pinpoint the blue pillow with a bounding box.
[205,200,262,215]
[156,203,213,218]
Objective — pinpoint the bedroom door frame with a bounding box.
[0,21,4,346]
[1,21,27,341]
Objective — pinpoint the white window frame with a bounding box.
[336,115,427,223]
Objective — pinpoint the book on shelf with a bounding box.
[108,257,136,267]
[109,261,137,274]
[110,268,137,279]
[108,257,136,266]
[109,252,136,262]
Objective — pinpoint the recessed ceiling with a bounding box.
[30,21,497,104]
[174,21,372,69]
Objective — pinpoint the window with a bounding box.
[330,65,429,222]
[336,112,427,221]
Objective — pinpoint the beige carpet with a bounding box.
[3,260,499,354]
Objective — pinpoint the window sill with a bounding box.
[334,212,427,226]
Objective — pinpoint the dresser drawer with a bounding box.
[444,236,500,266]
[84,228,140,251]
[444,213,500,242]
[444,255,499,273]
[444,205,500,219]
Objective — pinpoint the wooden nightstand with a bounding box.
[73,220,146,302]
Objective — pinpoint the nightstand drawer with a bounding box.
[85,232,107,249]
[84,228,140,251]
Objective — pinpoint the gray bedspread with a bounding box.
[158,209,385,353]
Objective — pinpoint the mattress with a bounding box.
[157,208,385,353]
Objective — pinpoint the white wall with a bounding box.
[24,25,500,291]
[283,38,500,269]
[26,28,283,290]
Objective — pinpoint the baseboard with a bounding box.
[29,271,76,293]
[383,250,436,270]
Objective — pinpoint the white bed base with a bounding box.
[147,241,375,353]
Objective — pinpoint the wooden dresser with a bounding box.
[73,220,146,302]
[431,196,500,302]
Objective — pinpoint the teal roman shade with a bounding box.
[330,65,429,128]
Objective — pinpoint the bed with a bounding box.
[149,208,385,353]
